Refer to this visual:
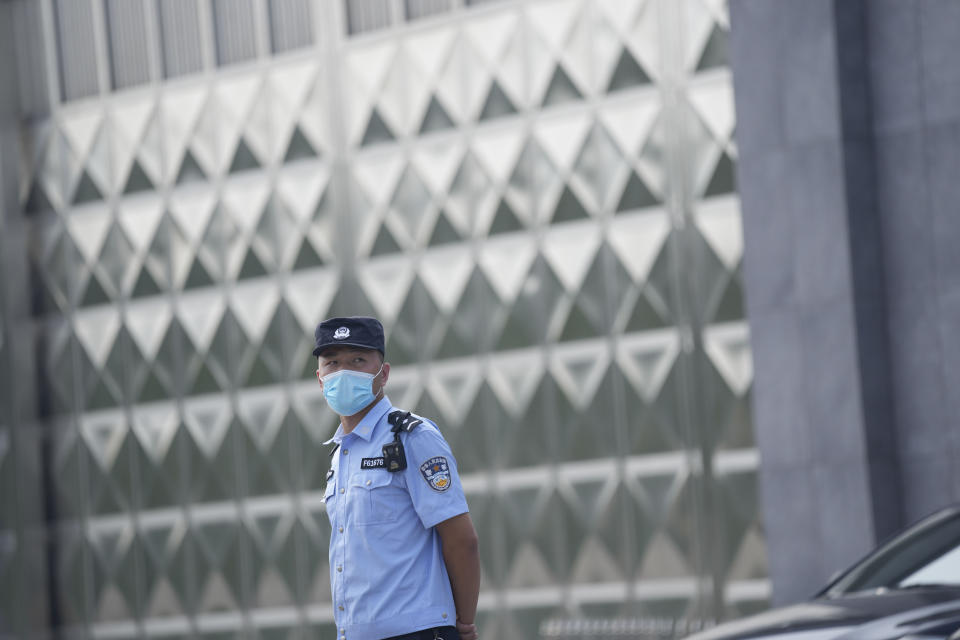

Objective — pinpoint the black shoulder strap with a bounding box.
[388,410,423,434]
[328,443,340,457]
[383,410,421,473]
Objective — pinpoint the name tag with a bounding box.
[361,457,385,469]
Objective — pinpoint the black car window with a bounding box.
[828,511,960,594]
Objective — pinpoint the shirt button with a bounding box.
[338,526,343,533]
[365,480,371,486]
[342,449,348,455]
[338,605,344,611]
[442,613,448,619]
[337,565,343,572]
[339,487,345,494]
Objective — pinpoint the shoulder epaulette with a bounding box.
[328,443,340,457]
[387,410,422,433]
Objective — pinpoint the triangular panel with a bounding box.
[238,248,269,280]
[695,195,742,269]
[292,238,325,270]
[607,48,651,92]
[356,256,416,323]
[283,126,318,163]
[370,224,403,256]
[711,274,745,324]
[480,81,518,121]
[285,269,340,332]
[487,350,544,419]
[541,65,583,107]
[361,108,396,146]
[616,330,681,403]
[541,221,602,293]
[73,170,104,205]
[183,396,232,460]
[419,245,474,314]
[625,289,670,332]
[229,138,261,174]
[696,25,729,71]
[183,260,215,290]
[703,323,752,396]
[131,269,162,298]
[704,152,736,197]
[131,405,179,465]
[550,341,609,411]
[426,362,484,427]
[616,171,659,212]
[607,211,670,283]
[551,185,590,223]
[428,211,463,246]
[175,150,207,184]
[559,303,603,342]
[488,199,524,235]
[25,182,54,214]
[81,273,111,307]
[123,160,154,194]
[419,96,456,133]
[478,235,538,304]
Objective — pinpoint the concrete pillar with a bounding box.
[729,0,960,604]
[0,2,50,637]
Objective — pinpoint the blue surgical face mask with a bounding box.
[321,365,383,416]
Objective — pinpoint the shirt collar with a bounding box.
[322,395,392,445]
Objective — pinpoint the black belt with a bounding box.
[382,626,460,640]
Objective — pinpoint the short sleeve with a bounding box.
[402,421,469,529]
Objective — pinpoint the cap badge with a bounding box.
[333,327,350,339]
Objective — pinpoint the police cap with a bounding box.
[313,316,385,357]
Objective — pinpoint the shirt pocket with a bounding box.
[323,481,337,526]
[349,472,403,526]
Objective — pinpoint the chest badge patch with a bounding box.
[361,457,385,469]
[420,456,452,492]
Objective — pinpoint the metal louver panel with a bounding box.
[158,0,205,78]
[212,0,258,66]
[54,0,100,100]
[405,0,453,21]
[11,0,51,114]
[346,0,395,35]
[105,0,151,89]
[268,0,314,53]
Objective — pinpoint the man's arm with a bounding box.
[436,512,480,640]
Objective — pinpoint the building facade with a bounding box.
[0,0,764,638]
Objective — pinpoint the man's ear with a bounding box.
[380,362,390,386]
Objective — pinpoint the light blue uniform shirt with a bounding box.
[323,396,469,640]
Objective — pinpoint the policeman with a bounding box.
[314,316,480,640]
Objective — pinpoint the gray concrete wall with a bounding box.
[867,1,960,523]
[0,3,49,637]
[729,0,960,604]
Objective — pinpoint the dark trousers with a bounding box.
[382,626,460,640]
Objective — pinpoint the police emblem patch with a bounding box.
[333,326,350,339]
[419,456,452,492]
